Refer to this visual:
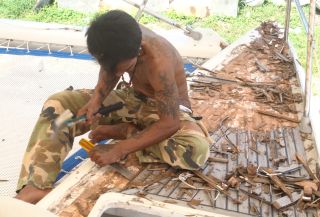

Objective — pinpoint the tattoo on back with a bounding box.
[155,74,179,118]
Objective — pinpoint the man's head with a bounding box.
[86,10,142,74]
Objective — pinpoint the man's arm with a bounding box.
[78,67,119,121]
[92,67,119,102]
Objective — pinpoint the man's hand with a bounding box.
[89,143,123,166]
[89,125,110,143]
[89,123,136,142]
[77,66,120,124]
[77,97,102,125]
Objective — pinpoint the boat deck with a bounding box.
[122,127,314,217]
[39,22,319,217]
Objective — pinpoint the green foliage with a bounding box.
[139,13,159,25]
[238,0,246,10]
[200,1,288,42]
[0,0,35,18]
[23,4,91,25]
[165,10,199,26]
[139,10,198,26]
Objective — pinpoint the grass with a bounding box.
[23,6,91,25]
[0,0,319,94]
[0,0,95,25]
[0,0,34,18]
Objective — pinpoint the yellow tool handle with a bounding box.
[79,138,134,180]
[79,138,95,153]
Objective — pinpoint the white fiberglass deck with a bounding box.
[0,54,98,196]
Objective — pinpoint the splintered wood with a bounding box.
[55,154,142,217]
[49,22,318,217]
[125,128,319,217]
[117,22,318,217]
[189,21,302,133]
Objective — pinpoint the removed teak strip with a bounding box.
[296,154,319,182]
[256,110,300,123]
[239,188,272,206]
[272,192,301,210]
[265,168,293,199]
[208,156,228,163]
[187,199,202,209]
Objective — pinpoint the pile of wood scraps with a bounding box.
[189,21,302,132]
[120,96,315,216]
[123,163,320,214]
[122,126,319,216]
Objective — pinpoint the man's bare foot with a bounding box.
[15,185,51,204]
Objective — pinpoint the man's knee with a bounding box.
[161,137,210,170]
[41,93,67,120]
[181,141,209,170]
[43,90,89,117]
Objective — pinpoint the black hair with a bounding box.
[86,10,142,72]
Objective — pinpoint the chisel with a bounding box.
[53,102,124,130]
[79,138,134,180]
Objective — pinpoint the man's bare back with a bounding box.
[130,25,191,109]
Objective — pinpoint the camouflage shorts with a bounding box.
[17,88,211,191]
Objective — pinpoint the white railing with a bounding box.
[284,0,320,157]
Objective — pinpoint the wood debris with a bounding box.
[187,199,202,209]
[227,176,240,188]
[163,199,178,204]
[273,156,287,167]
[189,21,300,132]
[295,181,318,199]
[207,156,228,163]
[250,203,261,216]
[272,192,301,210]
[247,164,258,177]
[257,110,300,123]
[264,168,293,199]
[255,58,270,72]
[171,149,320,214]
[153,21,319,215]
[239,188,272,206]
[296,154,319,182]
[54,22,318,217]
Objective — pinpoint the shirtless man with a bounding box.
[15,10,210,204]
